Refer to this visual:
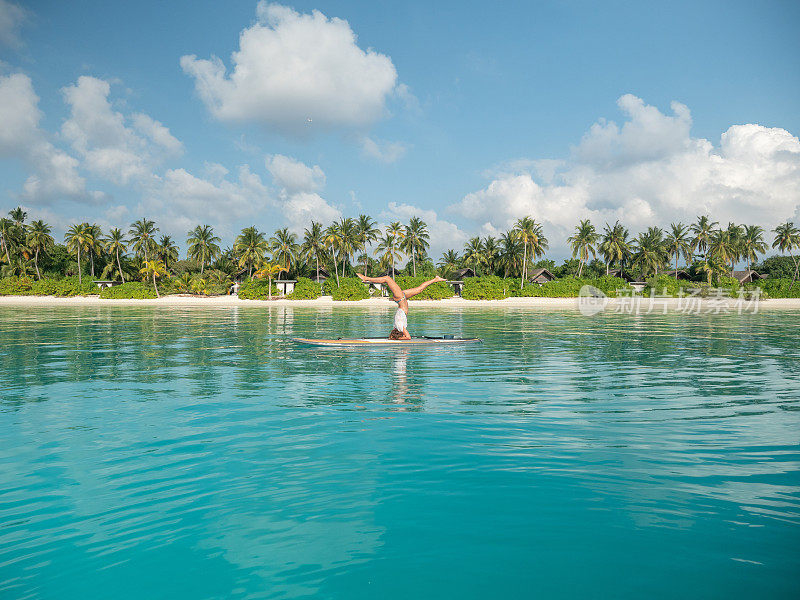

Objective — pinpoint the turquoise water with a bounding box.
[1,305,799,599]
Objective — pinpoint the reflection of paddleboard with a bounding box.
[292,336,482,347]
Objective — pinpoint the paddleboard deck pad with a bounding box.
[293,336,482,347]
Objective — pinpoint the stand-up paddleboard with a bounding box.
[292,336,482,347]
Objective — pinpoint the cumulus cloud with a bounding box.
[0,73,87,202]
[266,154,325,193]
[139,165,272,239]
[0,0,27,48]
[382,201,467,257]
[180,2,400,135]
[283,191,341,229]
[61,76,183,186]
[452,95,800,253]
[360,136,407,164]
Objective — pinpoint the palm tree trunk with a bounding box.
[117,249,125,283]
[2,237,10,264]
[316,255,320,281]
[268,275,273,301]
[333,252,340,287]
[201,258,205,275]
[153,271,159,297]
[674,254,678,279]
[520,241,527,290]
[790,250,799,289]
[34,248,40,280]
[412,243,416,277]
[77,247,82,285]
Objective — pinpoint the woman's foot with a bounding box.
[356,273,368,282]
[433,275,446,283]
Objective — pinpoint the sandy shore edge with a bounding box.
[1,295,799,310]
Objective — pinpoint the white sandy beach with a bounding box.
[1,294,799,310]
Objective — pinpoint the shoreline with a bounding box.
[1,294,799,310]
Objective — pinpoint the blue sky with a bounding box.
[1,0,799,259]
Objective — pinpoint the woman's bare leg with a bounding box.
[403,276,446,298]
[356,273,404,300]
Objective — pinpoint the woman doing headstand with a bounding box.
[356,273,446,339]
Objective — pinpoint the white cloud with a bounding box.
[452,95,800,253]
[180,2,400,135]
[0,0,27,48]
[0,73,87,202]
[266,154,325,193]
[283,191,341,230]
[360,136,407,164]
[140,165,272,239]
[382,201,467,257]
[61,76,183,186]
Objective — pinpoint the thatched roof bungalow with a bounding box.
[664,269,692,280]
[732,270,764,284]
[528,268,555,284]
[451,267,476,280]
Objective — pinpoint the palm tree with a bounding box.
[664,223,692,278]
[187,225,221,274]
[254,262,288,300]
[324,222,343,286]
[104,228,128,283]
[9,206,26,225]
[387,222,405,277]
[437,249,461,278]
[709,228,736,276]
[234,226,269,277]
[690,215,717,261]
[741,225,767,271]
[632,227,668,278]
[139,259,168,297]
[0,218,14,264]
[567,219,598,278]
[158,235,180,270]
[599,221,630,275]
[724,222,744,272]
[64,223,90,284]
[26,220,54,280]
[483,236,499,275]
[356,214,380,274]
[772,222,800,285]
[462,237,485,273]
[498,231,523,278]
[402,217,430,277]
[374,230,403,277]
[271,228,299,275]
[336,217,360,277]
[513,217,548,286]
[129,218,159,263]
[301,221,327,281]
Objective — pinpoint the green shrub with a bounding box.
[393,276,453,300]
[287,277,322,299]
[754,278,800,299]
[323,277,370,300]
[238,278,280,300]
[100,282,157,299]
[0,276,33,295]
[644,274,740,297]
[462,276,507,300]
[32,276,98,296]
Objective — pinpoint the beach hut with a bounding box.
[93,280,122,290]
[448,267,476,297]
[731,270,764,284]
[451,267,476,280]
[309,267,330,284]
[607,268,635,282]
[275,280,297,296]
[528,268,555,284]
[664,269,692,280]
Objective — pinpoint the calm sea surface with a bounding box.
[1,305,799,599]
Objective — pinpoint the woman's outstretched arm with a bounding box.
[403,276,446,299]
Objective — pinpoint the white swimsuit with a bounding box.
[394,307,408,331]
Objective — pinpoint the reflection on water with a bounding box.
[0,306,799,599]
